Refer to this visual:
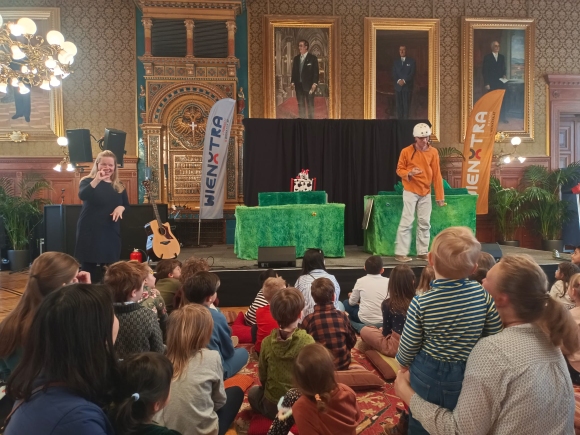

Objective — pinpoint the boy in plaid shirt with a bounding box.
[301,278,357,370]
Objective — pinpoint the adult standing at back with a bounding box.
[291,39,319,119]
[392,45,416,120]
[394,254,578,435]
[75,150,129,283]
[394,123,444,262]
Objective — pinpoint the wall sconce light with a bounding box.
[53,136,75,172]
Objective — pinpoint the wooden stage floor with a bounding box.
[0,244,564,321]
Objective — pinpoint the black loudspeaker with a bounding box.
[104,128,127,167]
[481,243,503,262]
[44,204,168,260]
[258,246,296,268]
[66,129,93,164]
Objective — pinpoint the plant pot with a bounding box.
[542,239,564,253]
[7,249,30,272]
[498,240,520,247]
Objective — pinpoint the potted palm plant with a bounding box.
[520,163,580,252]
[489,177,528,246]
[0,176,51,271]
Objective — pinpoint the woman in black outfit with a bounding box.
[75,150,129,283]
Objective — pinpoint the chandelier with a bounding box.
[0,14,76,94]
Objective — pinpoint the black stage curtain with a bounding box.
[243,119,429,246]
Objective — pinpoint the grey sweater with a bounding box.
[411,324,575,435]
[113,302,164,359]
[154,349,226,435]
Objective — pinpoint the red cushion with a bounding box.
[248,414,299,435]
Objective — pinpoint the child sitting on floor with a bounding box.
[155,259,182,313]
[564,273,580,385]
[415,265,434,295]
[105,261,164,359]
[248,288,314,420]
[155,304,244,435]
[174,256,210,310]
[138,262,168,338]
[109,352,180,435]
[181,271,248,380]
[344,255,389,332]
[360,264,416,357]
[291,343,361,435]
[301,278,357,370]
[395,227,503,434]
[231,269,279,344]
[255,277,287,353]
[549,262,580,310]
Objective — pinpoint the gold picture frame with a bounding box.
[364,18,440,141]
[263,15,341,119]
[461,18,535,142]
[0,7,64,142]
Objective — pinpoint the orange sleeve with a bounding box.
[396,147,410,180]
[431,149,444,201]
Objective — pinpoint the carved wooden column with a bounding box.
[226,21,236,58]
[141,124,163,201]
[185,19,195,57]
[142,18,152,56]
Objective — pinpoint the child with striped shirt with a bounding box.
[395,226,503,435]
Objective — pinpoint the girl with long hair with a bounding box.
[154,304,243,435]
[4,283,119,434]
[415,265,434,295]
[75,150,129,282]
[360,264,416,357]
[109,352,179,435]
[294,248,342,317]
[0,252,87,381]
[291,343,360,435]
[549,261,580,310]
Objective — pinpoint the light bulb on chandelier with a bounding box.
[0,13,76,95]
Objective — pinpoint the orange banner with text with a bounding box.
[461,89,505,214]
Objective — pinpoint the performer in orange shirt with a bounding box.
[394,123,445,262]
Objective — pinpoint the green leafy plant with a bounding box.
[520,163,580,240]
[0,176,52,250]
[489,176,529,242]
[437,147,465,168]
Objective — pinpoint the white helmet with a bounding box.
[413,123,432,138]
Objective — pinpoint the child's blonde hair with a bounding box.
[166,304,213,379]
[568,273,580,302]
[262,277,287,302]
[293,343,337,412]
[430,227,480,279]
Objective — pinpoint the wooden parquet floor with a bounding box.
[0,271,28,322]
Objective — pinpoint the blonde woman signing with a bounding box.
[75,150,129,282]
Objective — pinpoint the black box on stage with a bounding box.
[258,246,296,268]
[104,128,127,167]
[66,129,93,164]
[481,243,503,262]
[44,204,168,260]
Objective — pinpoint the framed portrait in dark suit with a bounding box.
[364,18,440,141]
[0,7,64,143]
[263,16,341,119]
[461,18,535,142]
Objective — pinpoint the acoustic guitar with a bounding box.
[142,179,181,260]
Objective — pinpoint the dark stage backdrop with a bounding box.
[243,119,429,246]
